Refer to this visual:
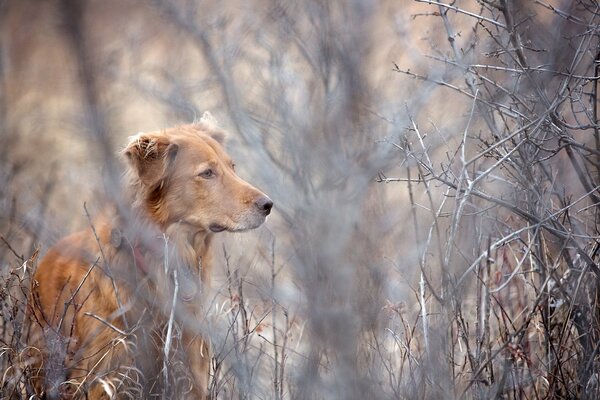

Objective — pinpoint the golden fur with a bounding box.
[27,114,272,399]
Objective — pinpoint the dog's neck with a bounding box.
[112,214,213,304]
[112,203,213,279]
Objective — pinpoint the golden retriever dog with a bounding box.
[27,113,272,399]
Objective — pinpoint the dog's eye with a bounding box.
[199,168,215,179]
[231,162,236,171]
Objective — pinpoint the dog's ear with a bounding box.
[123,133,179,187]
[199,111,219,128]
[195,111,226,144]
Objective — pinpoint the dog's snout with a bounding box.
[255,196,273,215]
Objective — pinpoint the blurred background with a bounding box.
[2,0,600,399]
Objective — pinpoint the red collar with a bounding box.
[111,227,162,275]
[131,234,166,275]
[133,241,149,274]
[111,228,199,301]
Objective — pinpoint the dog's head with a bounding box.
[123,113,272,233]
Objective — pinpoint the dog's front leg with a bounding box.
[182,329,211,400]
[164,223,213,398]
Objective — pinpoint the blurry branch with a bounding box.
[83,203,127,326]
[402,113,446,303]
[0,0,7,162]
[436,1,500,136]
[441,92,479,278]
[1,236,25,263]
[381,149,600,281]
[128,71,205,122]
[415,0,507,29]
[468,63,596,79]
[533,0,586,23]
[60,0,114,163]
[149,0,253,141]
[392,65,525,120]
[499,0,529,71]
[56,255,100,333]
[82,312,128,337]
[594,49,600,186]
[267,238,288,400]
[163,265,179,392]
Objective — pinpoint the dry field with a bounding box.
[1,0,600,399]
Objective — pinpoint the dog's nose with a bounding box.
[255,196,273,215]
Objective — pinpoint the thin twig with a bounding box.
[415,0,507,29]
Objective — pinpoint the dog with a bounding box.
[27,113,272,399]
